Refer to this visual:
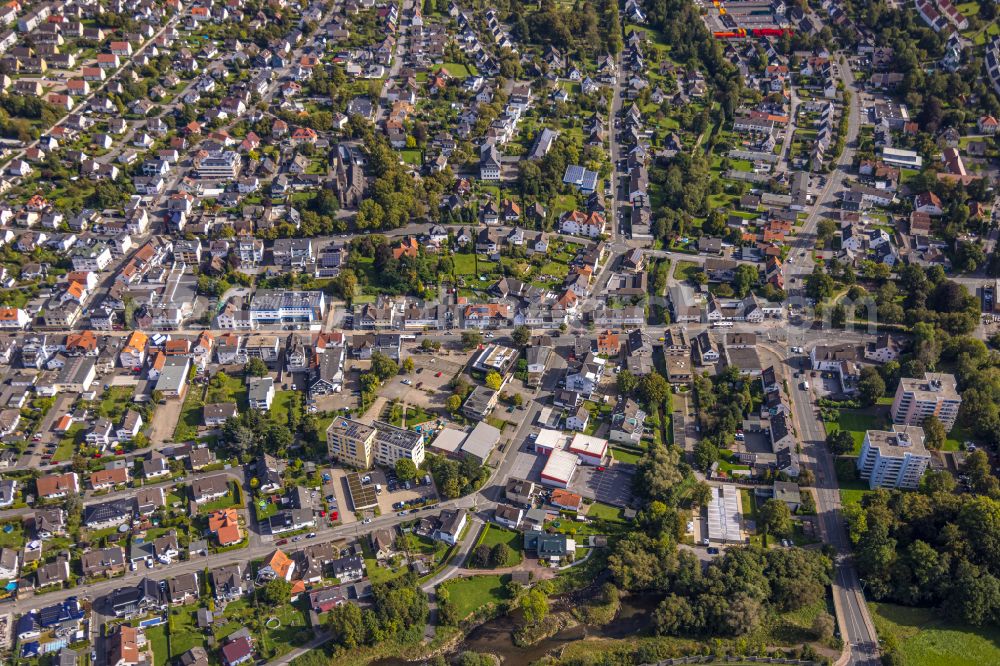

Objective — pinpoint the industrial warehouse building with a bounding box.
[540,449,578,488]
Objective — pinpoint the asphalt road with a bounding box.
[772,54,879,665]
[792,372,879,665]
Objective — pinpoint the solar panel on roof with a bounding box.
[563,165,585,184]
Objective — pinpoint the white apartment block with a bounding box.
[857,425,930,490]
[890,372,961,432]
[372,420,425,468]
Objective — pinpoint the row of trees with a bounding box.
[844,473,1000,626]
[327,574,428,647]
[424,453,489,499]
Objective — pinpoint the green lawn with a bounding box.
[538,261,570,279]
[0,520,24,549]
[871,602,1000,666]
[675,261,702,282]
[943,424,971,452]
[610,447,642,464]
[98,386,135,421]
[399,149,422,165]
[836,458,872,508]
[586,502,625,523]
[823,408,887,455]
[146,623,169,666]
[452,253,479,276]
[473,525,523,568]
[255,499,278,521]
[956,1,979,16]
[439,574,509,621]
[205,372,248,409]
[441,62,475,77]
[167,606,208,660]
[740,489,761,545]
[53,423,84,462]
[266,601,311,657]
[840,485,872,507]
[270,390,298,425]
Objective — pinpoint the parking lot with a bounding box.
[323,467,356,526]
[379,351,468,406]
[507,448,547,482]
[742,430,772,455]
[569,462,635,508]
[360,466,440,517]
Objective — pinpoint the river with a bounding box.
[372,594,663,665]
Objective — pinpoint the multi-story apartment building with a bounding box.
[890,372,962,432]
[195,151,241,179]
[326,418,377,469]
[71,242,113,271]
[250,290,326,326]
[372,420,425,468]
[857,425,930,490]
[326,419,425,470]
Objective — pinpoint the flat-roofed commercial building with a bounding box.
[462,386,498,420]
[890,372,961,432]
[707,485,743,544]
[429,427,466,456]
[472,345,519,375]
[345,472,378,511]
[568,433,608,466]
[250,290,326,326]
[326,418,377,469]
[880,147,923,169]
[154,356,190,398]
[460,421,501,465]
[857,425,930,490]
[540,449,578,488]
[533,428,565,455]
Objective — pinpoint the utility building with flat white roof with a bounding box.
[429,428,466,456]
[568,433,608,465]
[533,428,565,455]
[706,485,743,544]
[540,449,578,488]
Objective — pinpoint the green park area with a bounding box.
[871,602,1000,666]
[439,574,510,621]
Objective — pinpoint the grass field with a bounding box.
[0,520,24,549]
[871,602,1000,666]
[53,423,84,461]
[610,446,642,464]
[586,501,625,523]
[440,574,509,620]
[270,390,298,426]
[441,62,476,77]
[675,261,702,282]
[400,149,422,165]
[146,623,169,666]
[167,606,208,660]
[98,386,135,421]
[836,459,873,507]
[474,525,523,568]
[452,253,480,276]
[943,424,971,452]
[823,408,887,455]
